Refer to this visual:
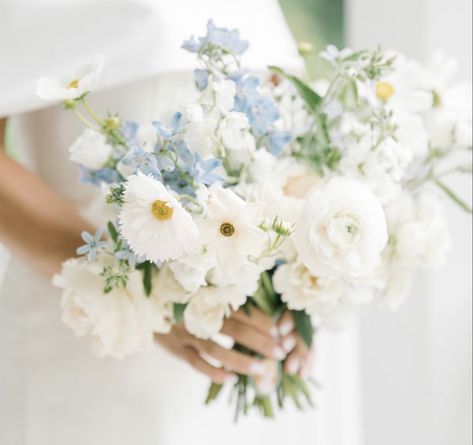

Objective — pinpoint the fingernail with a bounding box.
[250,361,266,375]
[270,326,279,338]
[279,320,294,337]
[287,359,299,375]
[224,374,237,384]
[300,366,310,380]
[282,335,296,353]
[273,347,286,360]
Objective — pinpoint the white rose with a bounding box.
[273,261,343,312]
[293,177,388,278]
[68,128,113,169]
[53,257,171,359]
[183,287,228,339]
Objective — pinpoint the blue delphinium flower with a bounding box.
[268,130,292,156]
[120,121,139,146]
[193,69,209,91]
[152,112,182,140]
[120,147,162,180]
[198,157,223,185]
[234,76,280,135]
[182,19,249,55]
[79,166,122,185]
[76,230,107,261]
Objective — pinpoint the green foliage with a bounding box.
[136,261,154,297]
[173,303,187,323]
[106,184,125,206]
[292,310,314,348]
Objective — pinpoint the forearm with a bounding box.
[0,132,94,276]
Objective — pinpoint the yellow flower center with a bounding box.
[67,79,80,89]
[375,81,395,102]
[151,200,174,221]
[219,222,235,237]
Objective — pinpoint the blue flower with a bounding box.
[76,230,107,261]
[182,20,249,55]
[152,112,182,140]
[196,157,223,185]
[233,76,280,135]
[79,166,122,185]
[120,148,162,179]
[120,121,139,146]
[268,131,292,156]
[194,69,209,91]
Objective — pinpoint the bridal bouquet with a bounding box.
[37,21,472,419]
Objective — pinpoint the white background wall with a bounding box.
[347,1,472,444]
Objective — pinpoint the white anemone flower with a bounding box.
[119,172,199,263]
[36,55,104,101]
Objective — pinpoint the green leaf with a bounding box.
[292,310,314,348]
[434,179,473,214]
[205,382,223,405]
[173,303,187,323]
[136,261,153,296]
[268,66,322,113]
[107,221,119,243]
[251,285,275,316]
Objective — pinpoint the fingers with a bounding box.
[277,311,294,337]
[191,338,266,376]
[231,307,278,338]
[221,318,286,360]
[181,347,234,384]
[284,336,313,377]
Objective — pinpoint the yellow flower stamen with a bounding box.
[151,200,174,221]
[219,222,235,237]
[67,79,80,89]
[375,81,395,102]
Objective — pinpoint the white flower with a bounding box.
[198,185,266,284]
[392,111,429,158]
[273,261,343,312]
[294,177,388,278]
[200,79,236,112]
[218,112,256,169]
[136,123,158,153]
[254,359,279,396]
[119,172,199,262]
[68,128,113,169]
[154,264,191,304]
[53,257,171,359]
[168,248,216,293]
[36,55,104,101]
[183,286,228,339]
[181,104,218,158]
[375,53,432,113]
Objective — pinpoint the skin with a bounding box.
[0,116,314,382]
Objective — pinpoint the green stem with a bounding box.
[81,97,104,125]
[73,109,97,129]
[434,179,472,213]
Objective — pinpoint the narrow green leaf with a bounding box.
[138,261,153,296]
[205,382,223,405]
[107,221,119,243]
[173,303,187,323]
[292,310,314,348]
[268,66,322,113]
[434,179,472,214]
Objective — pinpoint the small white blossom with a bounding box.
[68,128,113,170]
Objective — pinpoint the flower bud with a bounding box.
[104,115,122,130]
[297,41,313,58]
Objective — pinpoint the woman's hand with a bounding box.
[278,311,315,379]
[155,307,314,383]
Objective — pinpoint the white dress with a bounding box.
[0,1,363,444]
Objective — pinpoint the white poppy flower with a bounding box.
[53,257,172,359]
[294,177,388,278]
[119,172,199,263]
[68,128,113,169]
[36,55,104,101]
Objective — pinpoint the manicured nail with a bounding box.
[270,326,279,338]
[224,374,237,384]
[279,320,294,337]
[287,359,299,375]
[282,335,296,353]
[250,361,266,375]
[273,347,286,360]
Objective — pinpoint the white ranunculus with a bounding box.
[36,56,104,101]
[200,79,236,112]
[183,287,228,339]
[119,172,199,262]
[168,248,216,293]
[294,177,388,278]
[68,128,113,170]
[53,257,171,359]
[273,261,343,312]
